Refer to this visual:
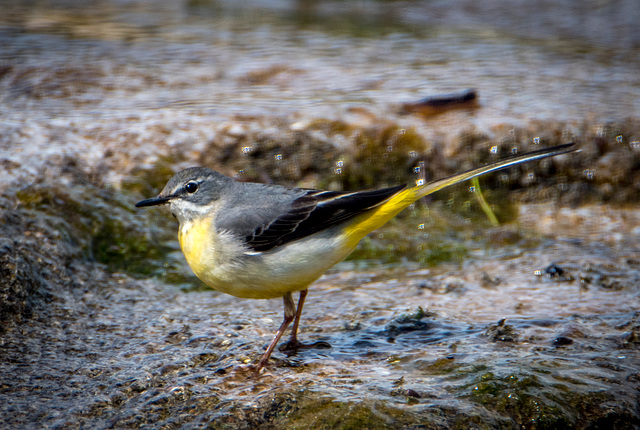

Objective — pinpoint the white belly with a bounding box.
[186,226,354,299]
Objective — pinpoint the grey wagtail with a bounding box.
[136,142,575,372]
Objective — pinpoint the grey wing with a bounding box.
[239,184,407,252]
[213,182,309,246]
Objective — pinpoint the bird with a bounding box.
[135,142,575,372]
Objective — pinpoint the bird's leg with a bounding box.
[279,289,332,352]
[280,289,308,351]
[255,292,296,372]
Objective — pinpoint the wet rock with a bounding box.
[537,263,575,282]
[7,64,106,101]
[544,263,566,278]
[553,336,574,347]
[486,319,520,343]
[401,89,479,117]
[384,307,437,338]
[480,272,502,288]
[0,236,41,331]
[621,326,640,348]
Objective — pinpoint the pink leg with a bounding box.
[255,292,296,372]
[281,289,308,350]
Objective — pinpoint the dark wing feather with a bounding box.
[247,184,406,252]
[244,195,318,250]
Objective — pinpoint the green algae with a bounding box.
[466,372,572,428]
[340,124,426,190]
[122,155,182,196]
[305,118,357,136]
[13,163,190,285]
[420,356,462,375]
[458,365,640,429]
[485,319,520,343]
[259,393,425,430]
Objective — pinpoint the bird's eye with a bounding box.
[185,181,199,194]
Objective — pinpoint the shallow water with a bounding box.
[2,203,639,428]
[1,1,639,428]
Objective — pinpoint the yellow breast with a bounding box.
[178,216,214,278]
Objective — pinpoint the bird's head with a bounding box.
[135,167,232,223]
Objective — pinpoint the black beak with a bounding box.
[135,196,171,208]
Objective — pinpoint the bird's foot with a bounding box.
[279,340,332,352]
